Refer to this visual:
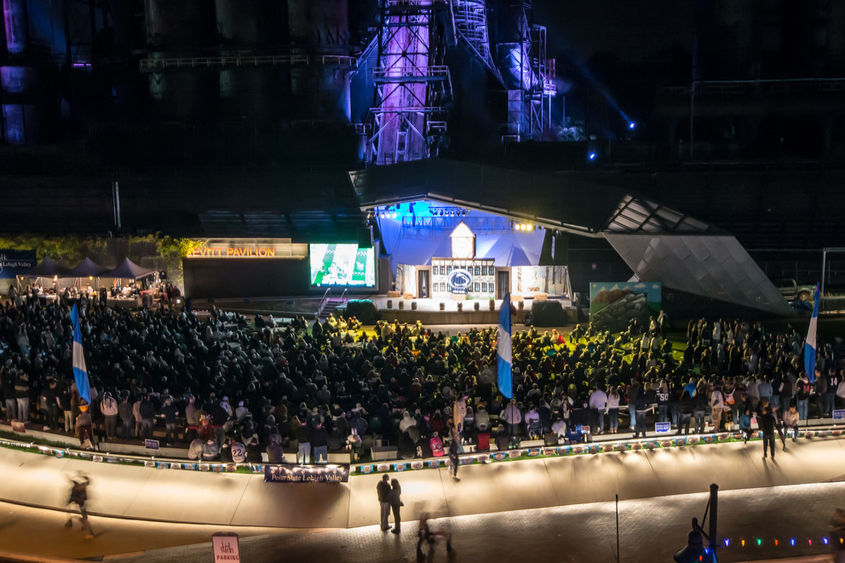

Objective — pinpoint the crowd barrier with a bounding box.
[2,424,844,479]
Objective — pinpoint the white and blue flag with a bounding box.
[804,284,820,383]
[70,304,91,403]
[497,293,513,399]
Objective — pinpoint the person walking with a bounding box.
[448,433,461,481]
[389,478,403,534]
[65,474,94,539]
[377,474,392,531]
[758,405,777,461]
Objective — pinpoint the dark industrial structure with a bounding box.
[2,0,845,295]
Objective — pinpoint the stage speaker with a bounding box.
[553,232,569,265]
[539,231,554,265]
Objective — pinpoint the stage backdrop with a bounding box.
[589,282,662,331]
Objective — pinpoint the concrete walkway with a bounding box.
[1,433,844,530]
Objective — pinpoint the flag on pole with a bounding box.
[804,284,820,383]
[70,304,91,403]
[497,293,513,399]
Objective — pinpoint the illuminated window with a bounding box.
[475,266,480,276]
[447,266,452,274]
[482,282,488,292]
[474,282,480,292]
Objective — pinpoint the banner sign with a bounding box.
[834,409,845,421]
[264,463,349,483]
[144,439,160,450]
[0,249,36,279]
[655,422,671,433]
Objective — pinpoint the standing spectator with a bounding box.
[377,474,392,532]
[782,404,800,442]
[59,382,73,433]
[677,391,693,435]
[139,395,155,439]
[779,373,795,417]
[502,399,522,437]
[824,368,839,417]
[739,408,752,444]
[589,385,607,435]
[710,384,725,431]
[99,391,118,440]
[311,421,328,464]
[118,394,133,439]
[633,383,649,439]
[795,374,810,421]
[43,379,60,431]
[76,402,94,450]
[14,371,30,424]
[758,405,777,461]
[295,419,311,464]
[2,368,16,421]
[693,383,708,434]
[656,380,670,424]
[161,398,179,445]
[389,479,403,534]
[132,395,143,438]
[606,387,620,434]
[813,370,827,418]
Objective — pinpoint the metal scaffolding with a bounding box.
[368,0,452,166]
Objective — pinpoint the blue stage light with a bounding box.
[588,152,597,161]
[628,121,637,130]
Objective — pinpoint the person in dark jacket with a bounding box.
[758,405,777,461]
[161,398,179,444]
[676,391,693,435]
[693,383,708,434]
[76,403,94,450]
[448,434,461,481]
[389,478,402,534]
[633,384,649,438]
[311,422,329,464]
[138,395,155,439]
[377,474,392,531]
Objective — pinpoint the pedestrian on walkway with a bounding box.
[389,478,403,534]
[65,474,94,538]
[377,474,392,531]
[448,434,460,481]
[416,512,453,561]
[758,405,777,461]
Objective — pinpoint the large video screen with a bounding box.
[309,244,376,287]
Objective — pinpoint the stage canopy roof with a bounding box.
[102,258,156,279]
[349,159,793,316]
[68,257,109,278]
[25,257,71,278]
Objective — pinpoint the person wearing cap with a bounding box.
[76,402,94,450]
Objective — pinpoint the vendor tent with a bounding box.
[25,257,71,277]
[68,257,109,278]
[102,258,156,280]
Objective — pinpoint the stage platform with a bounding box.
[368,296,577,325]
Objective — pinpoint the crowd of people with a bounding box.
[2,289,845,465]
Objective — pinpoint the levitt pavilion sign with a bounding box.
[186,238,308,259]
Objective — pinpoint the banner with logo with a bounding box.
[264,463,350,483]
[0,249,36,279]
